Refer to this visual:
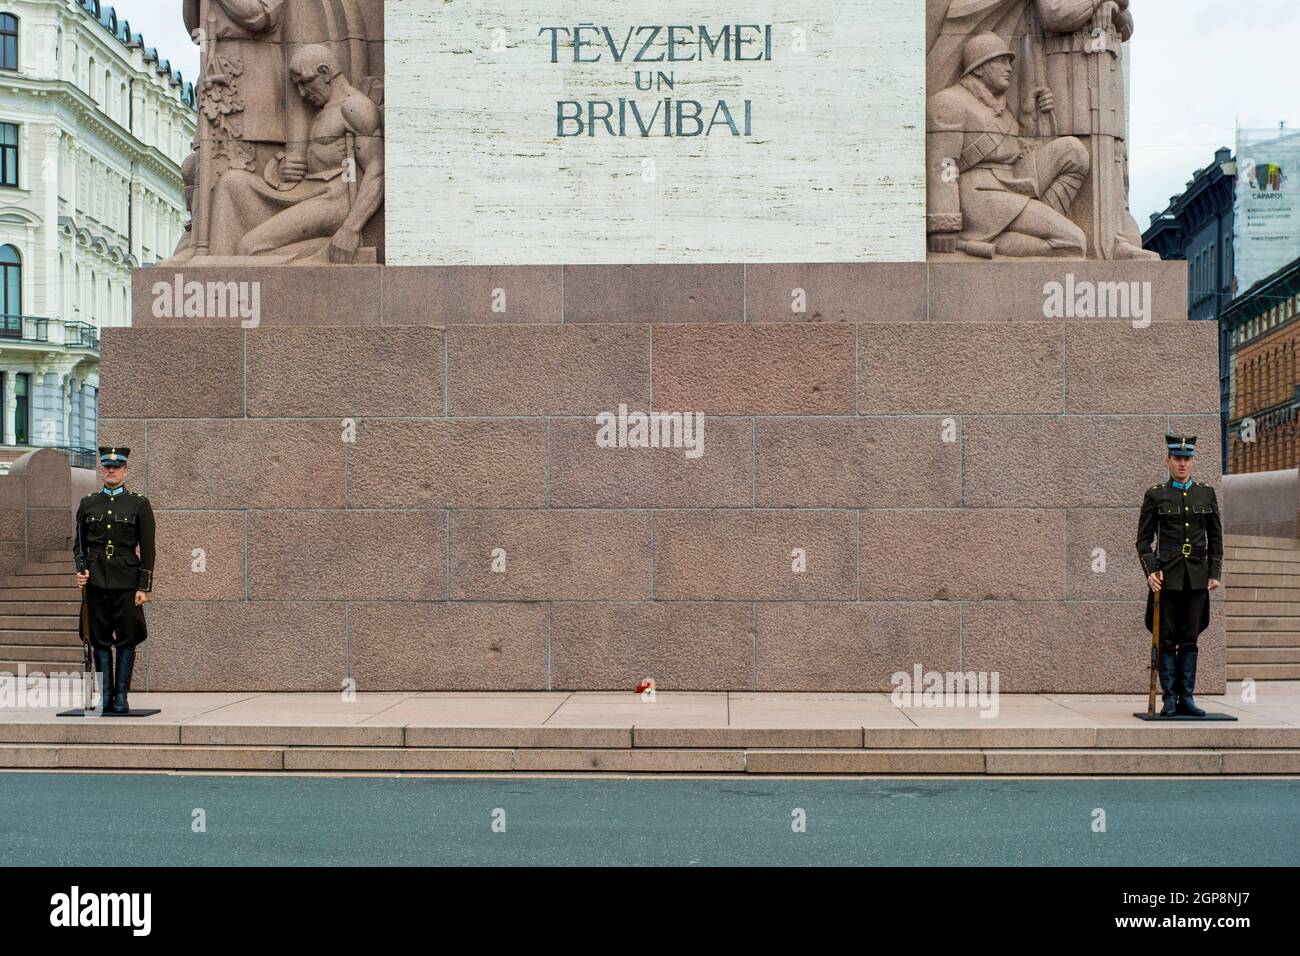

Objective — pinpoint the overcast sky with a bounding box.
[114,0,1295,232]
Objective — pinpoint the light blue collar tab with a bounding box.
[1171,478,1193,491]
[101,485,125,497]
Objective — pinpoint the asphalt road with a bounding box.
[2,774,1296,866]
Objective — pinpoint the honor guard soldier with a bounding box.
[1135,434,1223,717]
[73,447,156,713]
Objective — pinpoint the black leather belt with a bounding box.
[1159,546,1205,560]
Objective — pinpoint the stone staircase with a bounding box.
[1226,535,1300,681]
[1,708,1298,774]
[0,551,84,676]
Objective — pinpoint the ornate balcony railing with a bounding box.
[0,316,99,353]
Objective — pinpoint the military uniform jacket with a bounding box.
[74,488,156,592]
[1136,480,1222,634]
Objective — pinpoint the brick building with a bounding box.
[1225,257,1300,473]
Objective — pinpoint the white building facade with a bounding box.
[0,0,194,471]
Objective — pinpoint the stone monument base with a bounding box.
[111,260,1222,694]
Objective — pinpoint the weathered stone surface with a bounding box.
[859,510,1064,600]
[152,511,246,600]
[654,510,857,600]
[348,420,548,508]
[450,511,651,600]
[448,325,650,416]
[248,510,445,600]
[145,601,346,691]
[745,263,927,323]
[551,603,753,690]
[348,602,548,690]
[247,327,444,417]
[550,416,753,509]
[563,265,744,323]
[100,329,243,418]
[1065,323,1218,414]
[756,417,961,508]
[859,323,1064,413]
[963,415,1167,508]
[653,324,856,415]
[147,420,345,510]
[755,603,962,691]
[382,266,562,325]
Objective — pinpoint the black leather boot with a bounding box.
[1175,647,1206,717]
[93,648,114,712]
[110,646,135,714]
[1158,648,1178,717]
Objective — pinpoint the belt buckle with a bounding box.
[1181,542,1192,557]
[105,542,114,560]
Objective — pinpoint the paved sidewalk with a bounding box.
[5,681,1298,730]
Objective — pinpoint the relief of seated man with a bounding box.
[207,43,383,263]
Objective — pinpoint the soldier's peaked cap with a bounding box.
[961,32,1016,78]
[98,446,130,466]
[1165,434,1196,458]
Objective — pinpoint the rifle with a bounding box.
[75,516,96,714]
[1146,588,1161,717]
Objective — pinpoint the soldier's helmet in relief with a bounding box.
[961,32,1016,78]
[1166,434,1197,458]
[98,446,130,467]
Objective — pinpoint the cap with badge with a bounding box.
[98,446,130,467]
[1165,434,1196,459]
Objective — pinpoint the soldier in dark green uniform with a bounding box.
[73,447,156,714]
[1135,434,1223,717]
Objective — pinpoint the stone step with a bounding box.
[19,562,77,576]
[1227,663,1300,680]
[1227,615,1300,631]
[1228,647,1300,664]
[1227,560,1300,575]
[0,741,1293,774]
[1225,547,1300,562]
[1225,573,1300,589]
[0,629,81,645]
[0,616,79,632]
[1228,602,1300,618]
[1,574,76,588]
[0,602,82,616]
[0,641,84,660]
[0,588,81,602]
[1227,631,1300,647]
[1225,587,1300,602]
[31,552,74,565]
[2,721,1298,749]
[0,660,86,675]
[1224,535,1300,549]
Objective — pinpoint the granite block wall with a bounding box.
[113,260,1223,692]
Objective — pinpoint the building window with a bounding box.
[0,122,17,187]
[14,371,29,445]
[0,14,16,71]
[0,244,19,332]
